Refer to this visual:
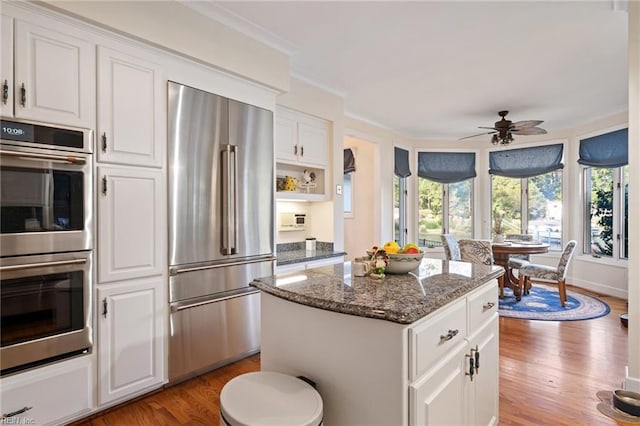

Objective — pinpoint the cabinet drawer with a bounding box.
[0,356,93,425]
[409,298,467,381]
[467,280,499,336]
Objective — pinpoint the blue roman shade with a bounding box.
[394,147,411,178]
[578,128,628,168]
[489,144,564,178]
[344,148,356,174]
[418,152,476,184]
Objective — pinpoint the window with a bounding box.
[491,171,563,250]
[583,166,628,259]
[343,172,353,215]
[394,147,411,246]
[579,128,628,260]
[417,152,476,246]
[489,144,564,251]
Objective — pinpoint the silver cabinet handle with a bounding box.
[1,406,33,419]
[483,302,495,311]
[20,83,25,107]
[2,79,8,104]
[101,132,107,152]
[440,329,459,342]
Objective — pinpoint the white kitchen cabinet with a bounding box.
[1,14,14,117]
[97,166,164,283]
[97,277,165,405]
[276,106,329,167]
[261,278,499,425]
[6,17,95,128]
[410,282,499,426]
[0,355,94,426]
[97,46,164,167]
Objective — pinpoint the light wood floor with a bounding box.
[73,285,631,426]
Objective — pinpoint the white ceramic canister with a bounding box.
[306,238,317,251]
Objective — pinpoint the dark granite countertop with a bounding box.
[251,257,504,324]
[276,241,346,266]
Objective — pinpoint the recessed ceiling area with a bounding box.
[189,1,628,140]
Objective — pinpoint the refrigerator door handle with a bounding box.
[221,145,238,255]
[170,288,260,312]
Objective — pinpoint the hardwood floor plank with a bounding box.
[72,286,631,425]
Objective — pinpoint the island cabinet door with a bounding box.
[409,340,467,426]
[465,314,499,426]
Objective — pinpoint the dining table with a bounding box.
[491,241,549,300]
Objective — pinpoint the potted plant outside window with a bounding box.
[493,210,505,243]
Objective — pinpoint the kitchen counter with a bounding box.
[275,241,346,266]
[251,257,503,324]
[254,257,502,425]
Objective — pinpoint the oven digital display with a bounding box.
[1,120,34,142]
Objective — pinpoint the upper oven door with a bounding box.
[0,144,93,256]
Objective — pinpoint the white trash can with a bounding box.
[220,371,323,426]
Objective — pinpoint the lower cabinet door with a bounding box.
[0,356,93,425]
[467,314,499,426]
[97,277,165,405]
[410,341,467,426]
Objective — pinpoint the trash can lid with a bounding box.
[220,371,323,426]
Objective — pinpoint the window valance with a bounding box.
[418,152,476,184]
[394,147,411,178]
[489,144,564,178]
[344,148,356,174]
[577,128,628,168]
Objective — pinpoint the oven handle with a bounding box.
[0,258,87,272]
[0,149,87,165]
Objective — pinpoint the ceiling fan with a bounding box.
[460,110,547,145]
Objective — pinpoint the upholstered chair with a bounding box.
[517,240,577,307]
[505,233,533,280]
[458,239,494,265]
[441,234,461,261]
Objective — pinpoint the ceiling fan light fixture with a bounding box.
[491,134,499,145]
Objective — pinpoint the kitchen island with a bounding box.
[250,258,504,425]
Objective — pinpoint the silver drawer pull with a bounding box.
[1,406,33,419]
[440,329,459,342]
[483,302,496,311]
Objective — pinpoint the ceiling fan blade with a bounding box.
[458,130,497,140]
[478,126,498,130]
[511,120,544,129]
[511,127,547,135]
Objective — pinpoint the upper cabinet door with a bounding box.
[97,46,164,167]
[275,106,330,168]
[275,107,299,163]
[1,14,14,117]
[14,19,95,128]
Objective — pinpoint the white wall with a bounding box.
[41,0,290,92]
[343,137,376,261]
[626,0,640,393]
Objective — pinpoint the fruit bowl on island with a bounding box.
[386,252,424,274]
[367,242,424,274]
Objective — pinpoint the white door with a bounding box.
[1,14,14,117]
[467,316,499,426]
[97,166,164,283]
[97,46,164,167]
[297,118,329,167]
[410,341,467,426]
[275,107,299,163]
[14,19,95,128]
[97,278,164,404]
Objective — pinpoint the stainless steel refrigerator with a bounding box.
[167,81,274,383]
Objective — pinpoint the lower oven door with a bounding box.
[0,251,93,375]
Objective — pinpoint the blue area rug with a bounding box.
[499,284,610,321]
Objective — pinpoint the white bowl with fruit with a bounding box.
[368,242,424,274]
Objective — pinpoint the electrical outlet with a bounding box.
[336,184,342,195]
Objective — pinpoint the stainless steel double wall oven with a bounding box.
[0,118,94,375]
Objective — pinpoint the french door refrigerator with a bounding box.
[167,81,274,383]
